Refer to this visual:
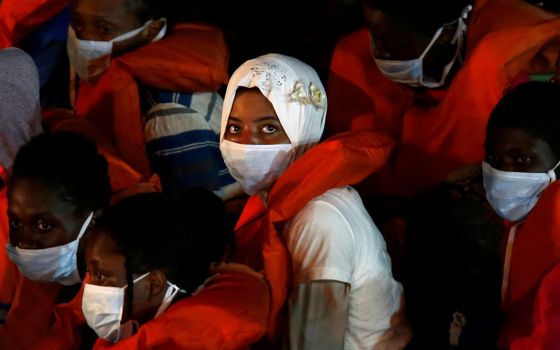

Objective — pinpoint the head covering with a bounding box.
[220,53,327,160]
[0,48,42,175]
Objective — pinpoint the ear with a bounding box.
[146,270,167,300]
[144,19,165,42]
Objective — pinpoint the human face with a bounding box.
[8,178,87,249]
[224,88,291,145]
[70,0,142,41]
[484,127,559,173]
[85,230,165,324]
[365,6,461,84]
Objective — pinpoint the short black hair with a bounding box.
[10,132,111,215]
[487,81,560,159]
[364,0,472,37]
[92,189,234,311]
[125,0,162,22]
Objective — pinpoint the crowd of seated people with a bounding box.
[0,0,559,349]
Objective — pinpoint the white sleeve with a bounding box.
[288,281,349,350]
[285,199,356,286]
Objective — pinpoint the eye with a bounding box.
[93,271,106,282]
[262,124,278,134]
[36,221,53,233]
[227,124,241,134]
[515,155,533,165]
[96,24,113,36]
[9,220,22,230]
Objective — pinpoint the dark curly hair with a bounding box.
[487,81,560,159]
[9,132,111,215]
[92,188,234,313]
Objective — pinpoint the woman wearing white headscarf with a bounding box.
[220,54,409,349]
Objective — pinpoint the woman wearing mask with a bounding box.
[482,81,560,349]
[0,132,111,349]
[82,190,269,349]
[220,54,410,349]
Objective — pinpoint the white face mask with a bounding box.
[373,5,471,88]
[482,161,560,222]
[67,19,167,81]
[220,140,295,195]
[82,273,148,343]
[83,272,185,343]
[6,212,94,285]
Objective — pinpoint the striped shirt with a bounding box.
[141,88,240,200]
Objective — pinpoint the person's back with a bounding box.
[0,47,43,327]
[285,186,402,348]
[328,0,560,197]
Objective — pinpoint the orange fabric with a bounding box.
[508,264,560,350]
[499,181,560,348]
[0,277,85,349]
[74,23,229,175]
[42,108,144,193]
[92,271,269,350]
[328,0,560,197]
[0,0,68,47]
[234,131,395,343]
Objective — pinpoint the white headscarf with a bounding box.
[220,53,327,160]
[0,48,42,175]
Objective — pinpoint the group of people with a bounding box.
[0,0,559,349]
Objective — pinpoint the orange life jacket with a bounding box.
[233,131,395,343]
[499,181,560,349]
[0,276,85,349]
[328,0,560,197]
[73,23,229,176]
[91,270,269,350]
[0,0,68,48]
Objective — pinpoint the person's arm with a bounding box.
[288,281,350,350]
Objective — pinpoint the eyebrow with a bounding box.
[228,116,280,123]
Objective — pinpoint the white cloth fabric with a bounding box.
[283,186,403,349]
[220,53,327,160]
[0,48,42,175]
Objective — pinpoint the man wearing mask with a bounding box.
[328,0,560,198]
[483,82,560,349]
[59,0,240,199]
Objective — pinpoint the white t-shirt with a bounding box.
[283,186,403,349]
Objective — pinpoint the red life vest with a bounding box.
[92,270,269,350]
[499,181,560,349]
[0,0,68,47]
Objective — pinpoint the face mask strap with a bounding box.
[547,159,560,182]
[76,212,94,241]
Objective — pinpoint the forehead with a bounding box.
[485,127,552,154]
[8,178,75,216]
[71,0,138,21]
[85,230,124,263]
[229,88,279,121]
